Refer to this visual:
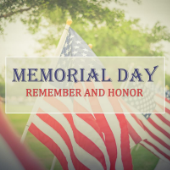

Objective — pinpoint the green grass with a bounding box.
[3,104,159,170]
[131,144,159,170]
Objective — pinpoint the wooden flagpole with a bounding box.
[20,19,72,144]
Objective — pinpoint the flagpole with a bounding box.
[56,19,72,56]
[20,19,72,144]
[21,114,35,142]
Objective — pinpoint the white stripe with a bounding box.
[155,104,164,112]
[32,115,75,170]
[164,113,170,121]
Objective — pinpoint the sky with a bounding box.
[0,0,170,74]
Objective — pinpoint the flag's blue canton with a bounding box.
[59,27,104,79]
[60,28,96,57]
[142,113,151,119]
[52,27,103,89]
[165,89,170,100]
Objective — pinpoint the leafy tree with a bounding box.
[1,0,169,56]
[0,0,139,34]
[0,0,170,86]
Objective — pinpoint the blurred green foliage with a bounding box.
[0,74,5,98]
[165,74,170,89]
[0,0,170,86]
[0,1,170,169]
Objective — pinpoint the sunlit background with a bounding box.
[0,0,170,74]
[0,0,170,170]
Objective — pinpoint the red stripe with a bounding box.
[141,140,170,161]
[29,123,69,170]
[64,114,107,170]
[148,118,170,139]
[0,107,44,170]
[140,121,170,150]
[156,114,170,127]
[37,113,89,170]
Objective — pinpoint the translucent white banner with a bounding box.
[5,57,165,114]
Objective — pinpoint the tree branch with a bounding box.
[0,7,33,19]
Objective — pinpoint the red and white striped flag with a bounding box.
[0,104,44,170]
[28,27,138,170]
[76,80,134,170]
[119,83,170,164]
[139,95,170,163]
[28,80,134,170]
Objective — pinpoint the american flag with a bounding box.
[0,104,44,170]
[121,82,170,163]
[139,86,170,163]
[27,27,144,170]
